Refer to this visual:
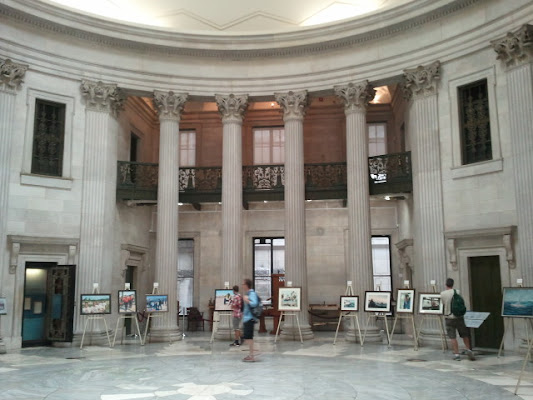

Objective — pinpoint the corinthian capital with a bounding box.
[1,59,28,91]
[334,81,375,114]
[491,24,533,68]
[81,80,125,115]
[403,61,440,100]
[153,90,188,121]
[215,94,248,123]
[274,90,308,121]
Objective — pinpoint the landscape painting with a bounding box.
[502,287,533,318]
[364,291,391,313]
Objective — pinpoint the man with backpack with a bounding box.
[441,278,475,361]
[242,278,259,362]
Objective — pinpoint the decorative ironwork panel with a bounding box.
[46,265,75,342]
[188,167,222,192]
[304,163,347,188]
[31,99,65,176]
[459,79,492,165]
[243,165,285,190]
[117,161,158,188]
[368,152,412,185]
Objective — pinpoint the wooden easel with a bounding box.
[80,285,112,349]
[210,311,233,343]
[514,318,533,395]
[498,281,527,358]
[274,311,303,343]
[112,284,143,347]
[389,283,418,350]
[334,282,362,345]
[362,285,391,346]
[143,284,172,345]
[416,283,447,352]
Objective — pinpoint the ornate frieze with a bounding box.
[274,90,308,122]
[491,24,533,68]
[0,58,27,91]
[402,61,441,100]
[334,81,375,114]
[80,80,125,115]
[152,90,188,121]
[215,94,248,123]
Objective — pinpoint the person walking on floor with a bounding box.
[441,278,475,361]
[242,278,259,362]
[229,285,243,347]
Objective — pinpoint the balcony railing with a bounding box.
[117,151,411,203]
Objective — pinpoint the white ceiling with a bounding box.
[43,0,413,34]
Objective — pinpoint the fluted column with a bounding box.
[76,80,124,338]
[216,94,248,287]
[492,25,533,284]
[403,61,447,342]
[150,90,188,341]
[275,90,314,340]
[335,81,381,342]
[0,59,27,352]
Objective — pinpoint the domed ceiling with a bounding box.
[43,0,413,34]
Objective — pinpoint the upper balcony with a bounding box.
[116,151,412,207]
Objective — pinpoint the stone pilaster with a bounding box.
[0,59,27,353]
[150,90,188,341]
[274,90,313,340]
[403,61,446,343]
[77,80,124,339]
[334,81,381,342]
[492,25,533,285]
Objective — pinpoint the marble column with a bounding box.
[403,61,447,342]
[216,94,248,287]
[274,90,313,340]
[0,59,27,353]
[492,25,533,284]
[334,81,381,342]
[77,80,124,339]
[150,90,188,341]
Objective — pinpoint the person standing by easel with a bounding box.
[229,285,243,347]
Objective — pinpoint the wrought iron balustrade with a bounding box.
[243,165,285,191]
[368,152,412,194]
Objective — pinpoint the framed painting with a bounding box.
[0,297,6,315]
[118,290,137,314]
[278,287,301,311]
[396,289,415,313]
[340,296,358,312]
[502,287,533,318]
[364,291,391,312]
[419,293,443,314]
[80,294,111,315]
[214,289,234,312]
[145,294,169,312]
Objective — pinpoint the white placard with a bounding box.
[430,280,436,285]
[517,278,523,286]
[464,311,490,328]
[153,282,159,288]
[125,283,131,290]
[93,283,99,289]
[347,281,352,286]
[287,281,293,287]
[224,281,230,289]
[404,280,410,287]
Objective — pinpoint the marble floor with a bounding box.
[2,331,533,400]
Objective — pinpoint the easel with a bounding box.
[362,284,391,346]
[112,283,143,347]
[274,282,303,344]
[334,281,362,345]
[389,281,418,350]
[80,284,112,349]
[143,283,172,345]
[210,281,232,344]
[416,282,447,352]
[514,318,533,395]
[498,279,526,358]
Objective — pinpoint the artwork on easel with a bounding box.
[214,289,234,312]
[364,291,391,312]
[502,287,533,318]
[145,294,168,312]
[0,297,6,315]
[340,296,358,312]
[118,290,137,314]
[418,293,443,314]
[396,289,415,313]
[80,294,111,315]
[278,287,301,311]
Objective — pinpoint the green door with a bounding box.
[469,256,504,348]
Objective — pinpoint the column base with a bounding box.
[279,324,314,341]
[147,327,183,343]
[344,326,382,343]
[0,337,6,354]
[73,330,114,348]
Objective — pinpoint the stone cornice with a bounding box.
[215,94,249,123]
[153,91,188,121]
[334,81,375,115]
[402,61,441,100]
[0,58,27,91]
[491,24,533,68]
[0,0,482,59]
[80,80,125,115]
[275,91,308,121]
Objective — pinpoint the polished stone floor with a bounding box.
[2,331,533,400]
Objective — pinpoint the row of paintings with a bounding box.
[214,288,302,312]
[340,290,441,314]
[80,292,168,315]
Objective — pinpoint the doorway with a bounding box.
[469,255,504,349]
[22,262,76,347]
